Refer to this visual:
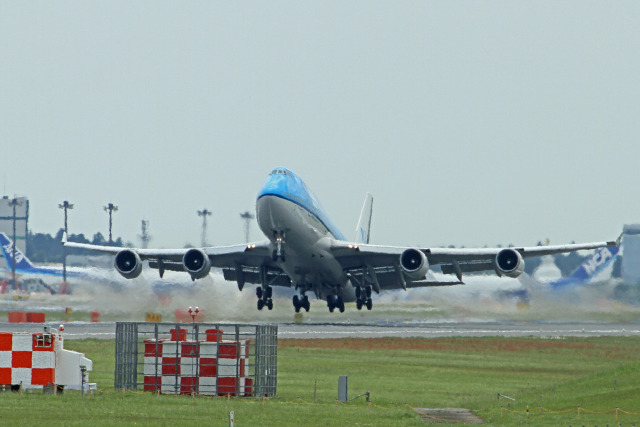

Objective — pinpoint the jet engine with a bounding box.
[495,248,525,278]
[114,249,143,279]
[400,248,429,280]
[183,248,211,280]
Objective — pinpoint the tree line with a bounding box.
[26,229,127,263]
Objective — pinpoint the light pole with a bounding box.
[240,211,254,243]
[58,201,74,282]
[8,198,22,291]
[139,219,151,249]
[197,209,212,247]
[103,203,118,244]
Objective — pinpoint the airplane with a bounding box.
[63,167,620,313]
[547,245,620,289]
[0,232,83,281]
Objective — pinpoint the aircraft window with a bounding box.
[270,169,291,177]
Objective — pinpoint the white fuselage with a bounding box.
[255,195,356,301]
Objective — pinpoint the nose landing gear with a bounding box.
[271,234,286,262]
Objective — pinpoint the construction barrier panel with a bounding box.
[142,330,253,396]
[7,312,45,323]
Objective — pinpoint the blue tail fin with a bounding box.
[549,245,620,288]
[0,233,36,271]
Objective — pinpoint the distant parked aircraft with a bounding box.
[548,246,620,289]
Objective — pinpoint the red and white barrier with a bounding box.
[0,331,95,391]
[143,329,253,396]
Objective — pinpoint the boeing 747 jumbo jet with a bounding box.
[64,167,619,313]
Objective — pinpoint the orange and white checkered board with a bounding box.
[0,332,56,386]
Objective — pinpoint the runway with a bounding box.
[1,321,640,340]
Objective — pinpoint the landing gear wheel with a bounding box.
[303,296,310,312]
[266,299,273,310]
[365,298,372,310]
[265,286,273,299]
[327,295,335,313]
[356,299,363,310]
[293,295,300,312]
[256,287,263,299]
[365,286,372,298]
[337,296,345,313]
[257,299,265,310]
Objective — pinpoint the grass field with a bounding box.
[1,336,640,426]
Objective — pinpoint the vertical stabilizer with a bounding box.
[548,245,620,288]
[0,232,35,271]
[353,193,373,244]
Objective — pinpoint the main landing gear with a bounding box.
[256,286,273,311]
[327,294,345,313]
[356,286,373,311]
[292,294,310,313]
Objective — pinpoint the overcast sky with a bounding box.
[1,2,638,249]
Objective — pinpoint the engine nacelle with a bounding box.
[495,248,525,278]
[400,248,429,280]
[183,248,211,280]
[114,249,143,279]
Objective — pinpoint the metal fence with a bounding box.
[115,322,277,397]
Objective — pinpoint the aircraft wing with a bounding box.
[331,238,619,290]
[63,239,290,288]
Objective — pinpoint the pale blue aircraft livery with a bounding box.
[64,167,619,313]
[0,232,81,279]
[548,245,620,289]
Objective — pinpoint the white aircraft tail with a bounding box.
[353,193,373,244]
[0,232,36,271]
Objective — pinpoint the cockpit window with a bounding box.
[270,169,292,177]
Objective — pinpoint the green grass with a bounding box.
[1,336,640,426]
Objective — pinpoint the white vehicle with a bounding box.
[64,167,618,313]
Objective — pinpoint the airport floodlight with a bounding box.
[58,200,74,282]
[198,209,212,247]
[240,211,255,243]
[103,203,119,244]
[139,219,151,249]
